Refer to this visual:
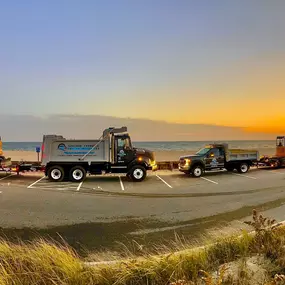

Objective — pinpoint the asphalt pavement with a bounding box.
[0,167,285,255]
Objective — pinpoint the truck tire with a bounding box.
[191,165,204,178]
[69,166,86,182]
[129,165,146,182]
[48,166,65,182]
[237,163,249,173]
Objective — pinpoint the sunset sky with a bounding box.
[0,0,285,138]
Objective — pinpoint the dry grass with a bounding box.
[0,210,285,284]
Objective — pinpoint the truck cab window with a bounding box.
[117,137,132,150]
[277,138,284,147]
[117,138,125,148]
[218,148,225,157]
[209,148,220,157]
[124,138,131,149]
[196,147,211,155]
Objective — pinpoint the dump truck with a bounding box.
[259,136,285,168]
[41,126,157,182]
[179,143,259,177]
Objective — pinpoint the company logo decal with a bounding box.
[58,143,67,151]
[57,143,98,156]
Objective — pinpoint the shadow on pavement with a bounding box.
[0,196,284,257]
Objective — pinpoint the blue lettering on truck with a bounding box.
[57,144,98,155]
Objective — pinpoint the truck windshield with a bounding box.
[277,138,284,147]
[196,147,211,155]
[124,138,132,149]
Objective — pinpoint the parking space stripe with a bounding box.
[270,170,284,175]
[0,174,14,181]
[76,182,83,191]
[27,176,45,188]
[156,174,173,188]
[35,184,78,189]
[232,173,257,179]
[200,177,218,184]
[119,176,125,191]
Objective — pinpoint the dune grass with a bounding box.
[0,211,285,284]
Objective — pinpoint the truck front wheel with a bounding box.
[191,165,204,178]
[48,166,65,182]
[69,166,86,182]
[129,165,146,182]
[237,163,249,173]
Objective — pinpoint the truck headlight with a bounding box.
[185,158,191,166]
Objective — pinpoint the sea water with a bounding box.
[2,140,276,152]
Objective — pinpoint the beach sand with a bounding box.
[5,151,41,162]
[4,148,276,163]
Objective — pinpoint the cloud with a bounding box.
[0,114,279,141]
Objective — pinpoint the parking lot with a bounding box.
[1,167,285,197]
[1,166,285,249]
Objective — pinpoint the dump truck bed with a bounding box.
[226,149,259,162]
[46,139,110,163]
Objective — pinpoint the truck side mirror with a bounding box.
[209,153,214,158]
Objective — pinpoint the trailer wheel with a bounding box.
[129,165,146,182]
[48,166,65,182]
[191,165,204,178]
[237,163,249,173]
[69,166,86,182]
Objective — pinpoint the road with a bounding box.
[0,167,285,255]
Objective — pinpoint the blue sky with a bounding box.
[0,0,285,129]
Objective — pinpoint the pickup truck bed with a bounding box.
[227,149,259,162]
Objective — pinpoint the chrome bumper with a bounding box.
[178,164,190,172]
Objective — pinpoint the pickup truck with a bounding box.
[179,143,259,177]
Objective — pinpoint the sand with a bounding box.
[4,148,276,163]
[5,151,41,162]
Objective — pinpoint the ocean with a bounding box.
[2,140,276,152]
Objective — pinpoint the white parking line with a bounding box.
[156,174,173,188]
[39,184,77,188]
[119,176,125,191]
[0,174,14,181]
[232,173,257,180]
[270,170,284,175]
[76,182,83,191]
[200,177,218,184]
[27,176,45,189]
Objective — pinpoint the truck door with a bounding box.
[205,148,225,169]
[115,136,135,165]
